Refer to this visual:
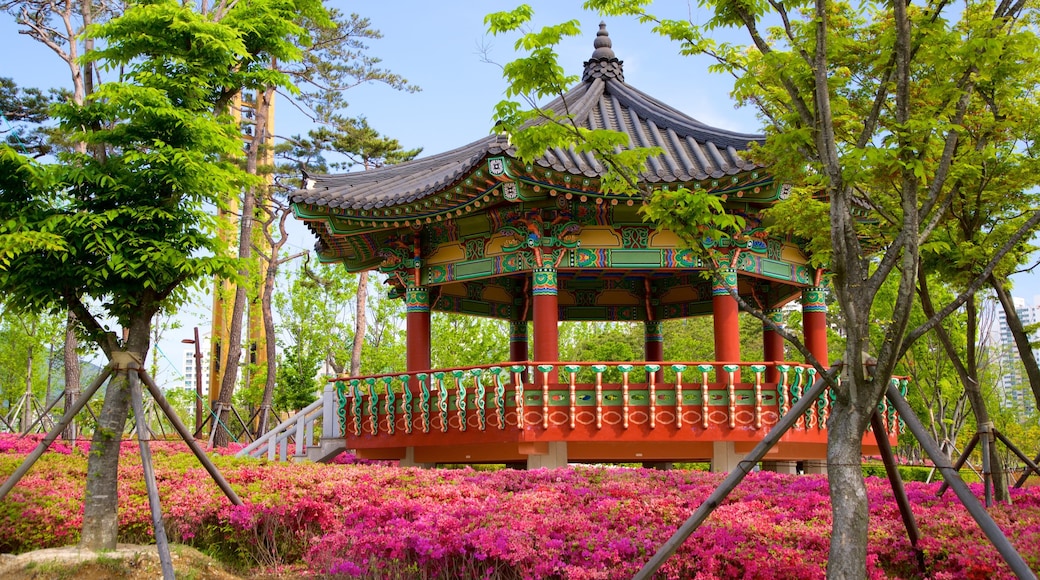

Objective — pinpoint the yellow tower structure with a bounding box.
[208,88,275,413]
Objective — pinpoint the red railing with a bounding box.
[331,361,907,440]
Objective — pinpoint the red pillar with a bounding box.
[712,267,741,381]
[406,286,431,372]
[510,319,528,382]
[645,320,664,383]
[532,266,559,381]
[763,307,785,382]
[509,320,529,363]
[801,286,829,366]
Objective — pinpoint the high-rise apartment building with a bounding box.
[988,295,1038,416]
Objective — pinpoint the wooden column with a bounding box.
[801,286,829,366]
[712,267,740,381]
[645,320,664,383]
[406,286,431,373]
[532,266,559,381]
[763,308,785,382]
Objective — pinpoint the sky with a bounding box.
[3,1,1040,387]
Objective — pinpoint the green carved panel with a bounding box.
[455,259,494,280]
[761,259,794,281]
[609,250,663,267]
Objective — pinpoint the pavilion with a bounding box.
[290,25,900,471]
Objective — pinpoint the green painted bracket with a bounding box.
[591,364,608,373]
[537,364,554,373]
[645,364,662,373]
[749,365,766,373]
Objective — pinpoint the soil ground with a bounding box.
[0,544,278,580]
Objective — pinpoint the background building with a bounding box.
[987,295,1039,416]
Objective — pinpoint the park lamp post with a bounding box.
[181,327,204,437]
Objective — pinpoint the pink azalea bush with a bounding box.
[1,433,1038,578]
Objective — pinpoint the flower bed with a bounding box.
[1,434,1038,578]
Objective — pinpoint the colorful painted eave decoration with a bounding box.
[291,157,781,236]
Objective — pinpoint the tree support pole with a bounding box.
[633,366,836,580]
[995,430,1040,488]
[128,364,175,580]
[937,432,980,497]
[886,383,1035,579]
[870,409,924,572]
[22,389,66,436]
[0,364,114,502]
[138,370,242,506]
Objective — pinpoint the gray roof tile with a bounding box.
[291,26,765,210]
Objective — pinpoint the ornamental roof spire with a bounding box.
[582,22,624,83]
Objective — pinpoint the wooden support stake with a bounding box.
[0,364,113,502]
[993,430,1040,489]
[128,365,175,580]
[937,432,980,498]
[633,366,837,580]
[871,408,924,573]
[886,383,1035,580]
[138,370,242,506]
[21,388,66,436]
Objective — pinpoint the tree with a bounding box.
[210,8,418,445]
[274,345,322,412]
[0,0,332,549]
[0,77,55,158]
[4,0,118,446]
[487,1,1040,576]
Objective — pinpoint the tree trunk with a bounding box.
[257,246,280,436]
[965,295,1009,501]
[989,274,1040,416]
[919,273,1008,500]
[350,271,368,376]
[826,381,875,579]
[62,312,81,441]
[212,85,273,447]
[80,319,151,550]
[22,345,34,433]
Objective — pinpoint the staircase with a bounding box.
[237,384,344,462]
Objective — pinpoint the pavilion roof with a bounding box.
[291,23,765,212]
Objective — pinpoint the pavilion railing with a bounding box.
[332,361,908,439]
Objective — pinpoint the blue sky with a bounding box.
[3,1,1039,386]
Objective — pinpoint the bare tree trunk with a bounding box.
[21,345,34,433]
[212,85,273,447]
[919,274,1008,500]
[62,312,81,441]
[257,258,278,435]
[989,274,1040,415]
[350,271,368,376]
[80,318,151,550]
[967,294,1009,501]
[255,208,299,436]
[827,388,874,579]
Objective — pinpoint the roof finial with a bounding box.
[583,22,624,83]
[591,22,615,59]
